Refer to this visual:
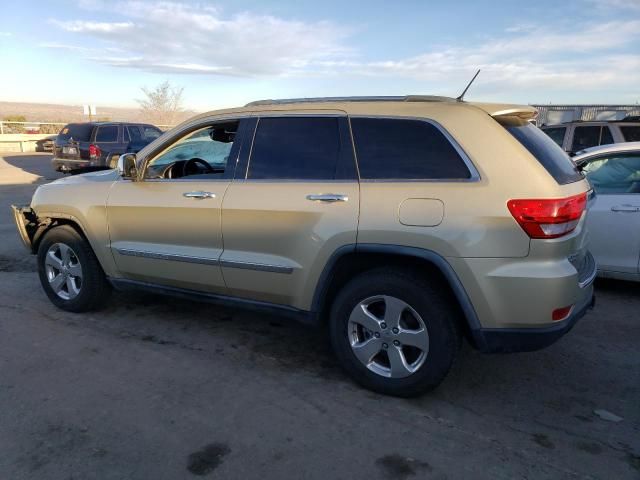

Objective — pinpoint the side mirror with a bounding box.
[117,153,137,179]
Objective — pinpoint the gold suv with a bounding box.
[12,96,596,396]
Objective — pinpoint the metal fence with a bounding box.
[532,105,640,126]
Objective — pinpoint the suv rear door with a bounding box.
[220,114,359,310]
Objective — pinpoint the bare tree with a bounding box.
[137,81,185,126]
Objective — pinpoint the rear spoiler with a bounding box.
[470,102,538,121]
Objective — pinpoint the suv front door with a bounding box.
[106,117,248,293]
[220,114,359,310]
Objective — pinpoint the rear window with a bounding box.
[57,123,93,142]
[350,118,472,180]
[502,119,583,185]
[621,126,640,142]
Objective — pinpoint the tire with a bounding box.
[37,225,111,312]
[329,268,461,397]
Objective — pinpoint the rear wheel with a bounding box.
[37,225,111,312]
[329,268,461,397]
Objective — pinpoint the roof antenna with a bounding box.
[456,69,481,102]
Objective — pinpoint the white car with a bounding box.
[574,142,640,281]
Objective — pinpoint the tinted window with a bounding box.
[57,123,93,142]
[621,126,640,142]
[601,126,614,145]
[581,154,640,194]
[502,119,583,185]
[126,126,142,142]
[542,127,566,147]
[95,125,118,142]
[571,126,607,152]
[351,118,471,180]
[248,117,343,180]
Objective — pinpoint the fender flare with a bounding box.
[311,243,487,350]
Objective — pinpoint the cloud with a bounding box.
[585,0,640,10]
[46,2,640,99]
[50,1,349,76]
[50,20,134,33]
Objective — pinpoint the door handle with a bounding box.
[306,194,348,203]
[183,191,216,199]
[611,205,640,212]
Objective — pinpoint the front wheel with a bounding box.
[329,268,461,397]
[37,225,111,312]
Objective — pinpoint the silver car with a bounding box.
[574,142,640,281]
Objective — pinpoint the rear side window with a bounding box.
[571,125,612,152]
[503,119,583,185]
[57,123,93,142]
[542,127,566,147]
[248,117,345,180]
[350,118,472,180]
[621,126,640,142]
[95,125,118,142]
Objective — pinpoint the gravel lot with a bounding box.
[0,153,638,480]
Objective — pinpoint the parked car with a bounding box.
[12,96,595,396]
[541,118,640,156]
[52,122,163,173]
[573,142,640,281]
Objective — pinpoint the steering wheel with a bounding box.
[182,157,214,177]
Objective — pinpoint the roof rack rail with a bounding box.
[244,95,456,107]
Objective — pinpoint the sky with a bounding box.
[0,0,639,111]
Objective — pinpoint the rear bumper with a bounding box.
[52,157,106,172]
[474,286,595,353]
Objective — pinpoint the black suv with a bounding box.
[52,122,163,173]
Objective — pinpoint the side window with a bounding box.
[142,126,162,141]
[621,126,640,142]
[145,121,239,179]
[542,127,566,148]
[247,117,346,180]
[582,154,640,194]
[351,118,472,180]
[126,126,143,142]
[95,125,118,142]
[571,125,613,152]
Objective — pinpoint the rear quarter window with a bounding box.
[57,123,93,142]
[500,118,583,185]
[350,118,472,180]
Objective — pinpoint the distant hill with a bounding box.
[0,101,197,125]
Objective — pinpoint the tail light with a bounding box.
[89,144,101,160]
[507,192,587,239]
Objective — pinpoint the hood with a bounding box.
[48,168,120,186]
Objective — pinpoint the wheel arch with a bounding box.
[311,244,487,350]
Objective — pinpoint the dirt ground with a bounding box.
[1,153,638,479]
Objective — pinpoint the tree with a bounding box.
[137,81,185,126]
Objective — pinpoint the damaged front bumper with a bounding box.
[11,205,38,252]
